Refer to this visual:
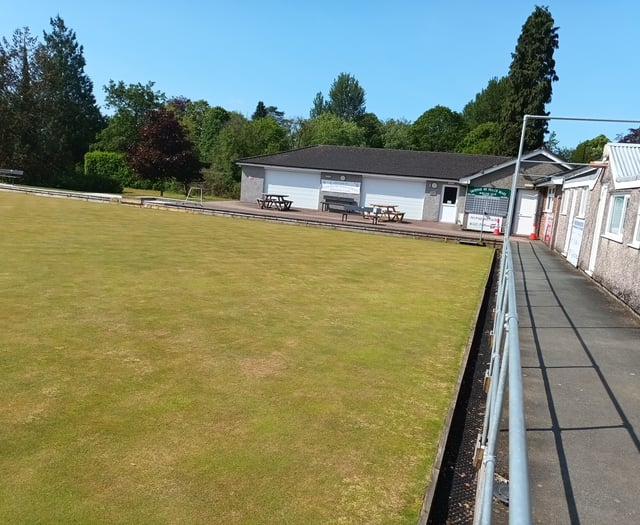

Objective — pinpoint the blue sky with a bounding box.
[3,1,639,149]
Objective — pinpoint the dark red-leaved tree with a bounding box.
[619,127,640,144]
[127,107,201,195]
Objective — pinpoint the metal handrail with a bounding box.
[472,114,640,524]
[473,240,531,525]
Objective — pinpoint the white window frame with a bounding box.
[560,189,571,215]
[604,193,629,243]
[631,201,640,249]
[577,188,589,218]
[544,187,555,212]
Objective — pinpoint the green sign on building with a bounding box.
[468,186,511,198]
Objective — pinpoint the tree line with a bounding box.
[1,8,637,197]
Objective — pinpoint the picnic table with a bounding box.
[341,205,381,224]
[371,204,405,222]
[256,193,293,211]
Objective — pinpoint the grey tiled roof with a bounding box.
[237,145,510,181]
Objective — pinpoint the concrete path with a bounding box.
[512,241,640,524]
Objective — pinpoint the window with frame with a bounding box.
[544,187,555,212]
[577,188,589,218]
[560,189,571,215]
[605,194,629,242]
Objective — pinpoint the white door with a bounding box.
[439,186,458,223]
[566,218,585,266]
[513,190,539,236]
[265,170,321,210]
[361,177,425,220]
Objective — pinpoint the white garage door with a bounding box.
[361,177,425,220]
[265,170,321,210]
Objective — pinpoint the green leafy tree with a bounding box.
[311,73,366,122]
[457,122,500,154]
[462,76,509,129]
[327,73,366,122]
[167,97,236,163]
[380,118,413,150]
[252,100,287,127]
[92,80,165,152]
[103,79,165,118]
[173,99,236,164]
[199,105,231,162]
[357,112,383,148]
[208,114,290,195]
[38,16,103,181]
[310,92,328,118]
[207,113,248,194]
[168,97,205,151]
[411,105,467,152]
[571,134,609,163]
[543,131,572,161]
[248,117,290,155]
[295,113,365,147]
[251,101,269,120]
[126,107,200,195]
[497,5,559,155]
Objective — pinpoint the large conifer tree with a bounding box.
[39,16,103,180]
[0,28,43,181]
[497,6,559,155]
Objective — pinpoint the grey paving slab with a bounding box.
[526,431,573,524]
[519,326,542,369]
[575,326,640,364]
[527,327,594,368]
[601,366,640,437]
[546,367,623,429]
[515,289,559,308]
[563,428,640,523]
[510,241,640,524]
[521,368,552,430]
[519,305,574,329]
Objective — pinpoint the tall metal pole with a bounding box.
[504,116,530,243]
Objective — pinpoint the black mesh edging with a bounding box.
[426,255,498,524]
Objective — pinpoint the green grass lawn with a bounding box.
[0,191,493,524]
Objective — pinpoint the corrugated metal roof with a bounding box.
[607,143,640,186]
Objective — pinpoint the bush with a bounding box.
[54,171,124,193]
[203,169,240,199]
[84,151,135,187]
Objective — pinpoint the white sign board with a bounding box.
[320,179,360,194]
[467,213,503,233]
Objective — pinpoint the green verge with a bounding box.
[0,191,493,524]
